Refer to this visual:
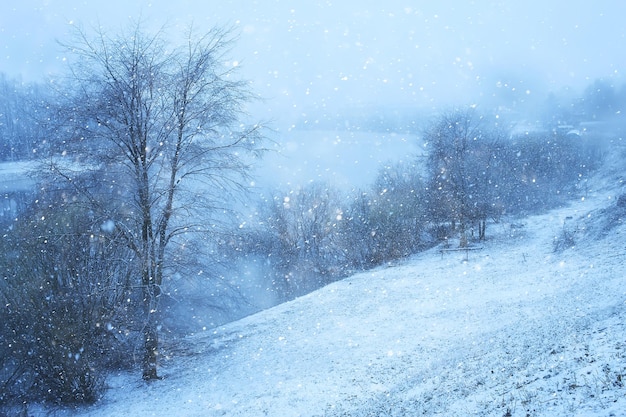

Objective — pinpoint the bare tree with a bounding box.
[250,182,345,299]
[340,163,426,268]
[424,108,500,245]
[50,22,265,380]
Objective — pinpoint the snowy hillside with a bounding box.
[50,163,626,417]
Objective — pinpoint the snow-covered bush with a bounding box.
[501,131,600,214]
[241,182,346,299]
[553,217,578,252]
[242,167,429,300]
[0,191,138,409]
[339,163,428,268]
[422,108,601,244]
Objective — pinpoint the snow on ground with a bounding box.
[52,174,626,417]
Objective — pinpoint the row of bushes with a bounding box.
[236,114,602,300]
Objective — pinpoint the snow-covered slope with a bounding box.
[55,163,626,417]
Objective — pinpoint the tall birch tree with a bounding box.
[53,22,264,380]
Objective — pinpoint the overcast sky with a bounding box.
[2,0,625,128]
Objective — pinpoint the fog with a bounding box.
[2,1,624,220]
[3,1,626,127]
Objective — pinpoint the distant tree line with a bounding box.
[236,108,601,301]
[3,75,625,159]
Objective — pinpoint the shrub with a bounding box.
[0,193,138,410]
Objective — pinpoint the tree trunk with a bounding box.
[479,219,486,241]
[142,281,161,380]
[459,219,468,248]
[142,321,159,380]
[459,231,468,248]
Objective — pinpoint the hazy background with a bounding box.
[2,1,625,187]
[3,1,626,122]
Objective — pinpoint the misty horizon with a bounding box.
[2,1,626,130]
